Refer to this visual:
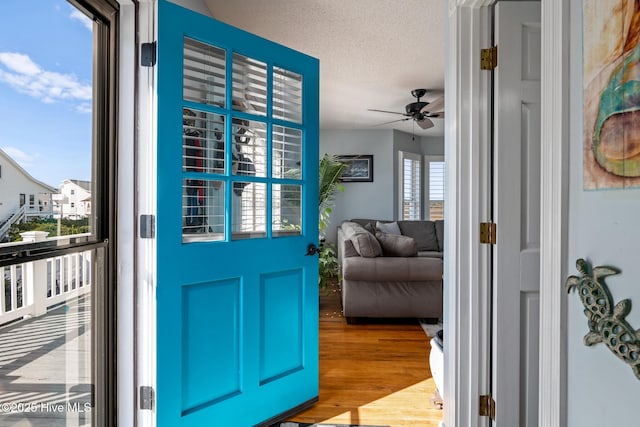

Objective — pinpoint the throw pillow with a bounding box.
[376,221,402,235]
[350,231,382,258]
[363,222,376,234]
[341,221,382,258]
[375,231,418,257]
[398,221,439,251]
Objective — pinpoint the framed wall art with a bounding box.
[337,155,374,182]
[584,0,640,189]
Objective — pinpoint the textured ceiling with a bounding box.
[203,0,446,136]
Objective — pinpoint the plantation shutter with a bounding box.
[400,151,422,220]
[426,157,445,220]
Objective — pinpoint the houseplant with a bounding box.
[318,153,348,290]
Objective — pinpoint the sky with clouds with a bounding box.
[0,0,93,187]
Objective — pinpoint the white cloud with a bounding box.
[1,146,37,169]
[70,9,93,31]
[0,52,41,75]
[75,102,92,114]
[0,52,91,110]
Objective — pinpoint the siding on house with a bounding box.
[56,179,92,219]
[0,148,56,223]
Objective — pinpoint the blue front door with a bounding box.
[156,2,319,425]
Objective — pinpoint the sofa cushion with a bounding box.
[435,220,444,252]
[418,250,443,259]
[342,256,443,281]
[341,221,382,258]
[375,232,418,257]
[376,221,402,235]
[398,221,439,251]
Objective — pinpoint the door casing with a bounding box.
[444,1,569,427]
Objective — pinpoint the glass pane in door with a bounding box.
[232,53,267,116]
[272,184,302,236]
[232,182,267,239]
[273,67,303,123]
[272,126,302,179]
[184,37,226,107]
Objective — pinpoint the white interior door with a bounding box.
[493,2,541,426]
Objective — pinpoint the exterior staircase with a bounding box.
[0,205,26,242]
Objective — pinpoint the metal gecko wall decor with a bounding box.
[566,258,640,380]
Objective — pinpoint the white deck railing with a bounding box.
[0,232,92,326]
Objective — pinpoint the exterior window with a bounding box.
[71,189,75,195]
[399,151,422,220]
[0,0,118,425]
[71,202,75,208]
[425,156,445,220]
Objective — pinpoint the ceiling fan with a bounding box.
[369,88,444,130]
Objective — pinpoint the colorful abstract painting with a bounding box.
[584,0,640,189]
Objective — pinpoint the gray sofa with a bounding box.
[337,219,444,321]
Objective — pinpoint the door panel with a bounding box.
[156,2,319,425]
[493,2,541,426]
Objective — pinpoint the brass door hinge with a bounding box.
[479,394,496,419]
[480,222,497,245]
[480,46,497,70]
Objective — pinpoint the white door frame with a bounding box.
[116,1,158,426]
[444,1,568,426]
[537,1,569,425]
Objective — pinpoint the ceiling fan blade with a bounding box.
[420,95,444,115]
[426,111,445,119]
[417,117,434,130]
[367,108,407,116]
[372,117,412,126]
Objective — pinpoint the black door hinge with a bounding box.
[141,42,157,67]
[140,214,155,239]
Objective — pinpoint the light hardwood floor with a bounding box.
[289,282,444,427]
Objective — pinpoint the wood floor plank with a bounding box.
[289,282,443,427]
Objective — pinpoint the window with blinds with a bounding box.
[426,156,445,220]
[400,151,422,220]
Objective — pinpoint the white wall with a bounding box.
[567,1,640,425]
[421,135,446,156]
[320,129,445,242]
[168,0,211,16]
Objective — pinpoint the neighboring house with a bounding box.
[0,148,56,239]
[55,179,92,220]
